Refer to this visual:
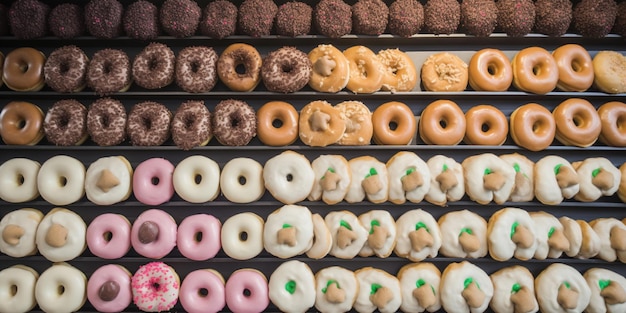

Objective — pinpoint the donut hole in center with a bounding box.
[481,123,490,133]
[243,289,252,297]
[59,114,70,128]
[272,119,284,129]
[184,115,197,130]
[229,114,241,128]
[142,117,153,130]
[10,285,17,296]
[198,288,209,297]
[148,58,160,71]
[617,115,625,130]
[238,176,247,185]
[286,174,293,182]
[573,115,584,128]
[235,63,247,75]
[17,119,26,129]
[151,177,160,185]
[59,176,68,187]
[388,121,398,131]
[16,174,24,186]
[194,174,202,185]
[571,60,582,73]
[190,61,200,73]
[60,63,70,74]
[195,231,203,242]
[239,231,248,241]
[57,285,65,295]
[103,62,113,75]
[19,63,29,73]
[103,231,113,242]
[532,65,541,76]
[487,64,497,75]
[281,62,294,74]
[152,282,160,291]
[439,119,448,129]
[100,115,110,128]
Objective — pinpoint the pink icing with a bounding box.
[130,209,177,259]
[87,264,132,313]
[131,262,179,312]
[180,269,226,313]
[225,269,269,313]
[133,158,175,205]
[87,213,131,259]
[177,214,221,261]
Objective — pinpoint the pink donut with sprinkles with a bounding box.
[133,158,174,206]
[131,209,177,259]
[87,264,132,313]
[131,262,179,312]
[180,269,226,313]
[86,213,131,259]
[225,269,269,313]
[177,214,221,261]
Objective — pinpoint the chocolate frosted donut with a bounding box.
[127,101,171,146]
[0,4,8,36]
[87,49,131,96]
[48,3,84,39]
[314,0,352,38]
[85,0,123,39]
[613,2,626,37]
[461,0,497,37]
[123,0,159,40]
[8,0,49,39]
[352,0,389,35]
[44,45,89,93]
[497,0,535,37]
[44,99,88,146]
[534,0,572,37]
[275,2,312,37]
[132,43,175,90]
[171,100,212,150]
[238,0,278,37]
[160,0,201,38]
[424,0,460,35]
[175,46,218,93]
[87,98,127,146]
[199,0,237,39]
[212,99,256,146]
[388,0,424,37]
[573,0,617,38]
[261,46,311,93]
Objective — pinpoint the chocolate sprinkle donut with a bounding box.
[175,46,218,93]
[48,3,84,39]
[160,0,201,38]
[261,46,312,93]
[613,2,626,37]
[275,2,312,37]
[199,0,237,39]
[132,43,175,90]
[87,49,131,96]
[0,4,8,36]
[127,101,172,146]
[84,0,123,39]
[44,99,88,146]
[87,98,127,146]
[534,0,571,37]
[497,0,535,37]
[123,0,160,40]
[573,0,617,38]
[171,100,212,150]
[8,0,49,39]
[44,45,89,93]
[212,99,256,146]
[352,0,389,35]
[461,0,497,37]
[424,0,460,35]
[238,0,277,37]
[388,0,424,37]
[314,0,352,38]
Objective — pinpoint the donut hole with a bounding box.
[17,119,26,129]
[10,285,17,296]
[439,119,448,129]
[59,62,70,74]
[571,60,582,73]
[281,62,293,74]
[617,115,625,130]
[151,177,160,185]
[57,285,65,295]
[243,288,252,297]
[99,115,111,128]
[388,121,398,131]
[141,117,153,130]
[239,231,248,241]
[481,123,490,133]
[148,57,160,71]
[19,62,29,73]
[103,61,113,75]
[16,174,25,185]
[194,174,202,185]
[272,119,284,129]
[573,115,584,128]
[229,114,241,128]
[286,174,293,182]
[487,64,497,75]
[59,176,68,187]
[235,63,247,75]
[238,176,247,185]
[198,288,209,297]
[532,65,541,76]
[152,282,160,291]
[58,114,71,128]
[103,231,113,242]
[194,231,203,242]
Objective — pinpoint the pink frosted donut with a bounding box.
[87,213,131,259]
[131,209,177,259]
[131,262,179,312]
[180,269,226,313]
[177,214,221,261]
[87,264,132,313]
[133,158,174,205]
[225,269,269,313]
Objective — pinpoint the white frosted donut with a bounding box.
[308,155,351,205]
[535,263,591,313]
[438,210,488,258]
[0,265,38,313]
[490,266,538,313]
[0,208,43,257]
[440,261,493,313]
[37,155,85,205]
[84,156,132,205]
[394,209,442,262]
[530,212,569,260]
[264,151,315,204]
[500,153,535,202]
[306,213,333,259]
[263,205,314,259]
[35,208,86,262]
[358,210,396,258]
[386,151,431,204]
[35,263,87,313]
[535,155,580,205]
[354,268,401,313]
[269,260,316,313]
[584,268,626,313]
[425,155,464,206]
[173,155,220,203]
[574,157,621,202]
[0,158,40,203]
[221,212,264,260]
[590,218,626,263]
[345,156,388,204]
[220,157,264,203]
[559,216,583,258]
[314,266,358,313]
[397,263,441,313]
[487,207,537,261]
[325,211,368,259]
[462,153,516,205]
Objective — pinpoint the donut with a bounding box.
[269,260,316,312]
[598,101,626,147]
[336,101,372,145]
[36,208,86,262]
[212,99,257,146]
[573,0,617,38]
[263,151,315,204]
[490,266,538,313]
[132,43,175,89]
[574,157,621,202]
[173,155,220,203]
[397,263,441,313]
[313,0,352,38]
[306,213,333,259]
[225,269,269,313]
[377,49,417,92]
[43,99,88,146]
[584,268,626,313]
[553,98,602,147]
[358,210,396,258]
[131,209,177,259]
[299,100,346,147]
[127,101,172,146]
[553,44,594,92]
[496,0,535,37]
[500,153,535,202]
[591,218,626,263]
[440,261,493,313]
[534,0,572,36]
[171,100,212,150]
[394,209,441,262]
[439,210,488,258]
[535,263,591,313]
[221,213,264,260]
[509,103,556,151]
[325,211,368,259]
[123,0,159,40]
[308,44,350,93]
[0,265,38,313]
[487,207,537,261]
[180,269,225,313]
[177,214,221,261]
[256,101,299,146]
[419,100,465,145]
[84,0,123,38]
[530,211,570,259]
[0,158,40,203]
[8,0,49,39]
[44,45,88,92]
[175,46,218,93]
[468,48,512,91]
[86,49,132,96]
[262,46,311,93]
[0,208,43,257]
[345,156,389,203]
[37,155,85,206]
[354,268,402,313]
[344,46,384,93]
[534,155,580,205]
[199,0,237,39]
[86,213,131,259]
[275,2,312,37]
[352,0,388,35]
[620,163,626,203]
[314,266,358,313]
[511,47,559,94]
[237,0,277,37]
[87,97,127,146]
[2,47,46,91]
[87,264,132,313]
[593,51,626,94]
[217,43,262,92]
[160,0,201,37]
[372,101,416,145]
[424,0,460,34]
[35,263,86,313]
[84,156,133,205]
[386,151,431,204]
[421,52,468,91]
[131,262,179,312]
[0,101,44,145]
[219,158,265,203]
[133,158,174,206]
[387,0,424,37]
[263,205,314,258]
[464,105,508,145]
[460,0,497,37]
[308,154,351,205]
[424,155,464,206]
[462,153,516,205]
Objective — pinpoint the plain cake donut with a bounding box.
[511,47,559,94]
[552,44,594,92]
[419,100,465,145]
[553,98,601,147]
[509,103,556,151]
[217,43,262,92]
[261,46,311,93]
[0,101,44,145]
[468,48,513,91]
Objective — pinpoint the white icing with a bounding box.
[0,266,38,313]
[220,158,264,203]
[425,155,464,206]
[535,263,591,313]
[559,216,583,258]
[462,153,516,205]
[440,262,493,313]
[438,210,488,258]
[354,268,401,313]
[345,157,388,203]
[386,151,431,204]
[221,212,264,260]
[264,151,315,204]
[269,260,316,313]
[325,211,368,259]
[398,263,441,313]
[592,218,626,262]
[315,266,358,313]
[0,158,40,203]
[500,153,535,202]
[263,205,314,258]
[490,266,538,313]
[306,213,333,259]
[85,156,132,205]
[394,209,442,261]
[35,209,86,262]
[0,209,41,257]
[358,210,396,257]
[308,155,351,205]
[535,156,580,205]
[530,212,567,260]
[488,207,537,261]
[37,155,85,205]
[575,157,621,201]
[173,155,220,203]
[584,268,626,313]
[35,263,86,313]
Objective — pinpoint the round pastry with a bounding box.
[500,153,535,202]
[199,0,237,39]
[0,158,40,202]
[85,156,133,205]
[598,101,626,147]
[314,266,358,313]
[573,0,617,38]
[530,211,570,259]
[496,0,535,37]
[37,155,85,205]
[593,51,626,94]
[84,0,123,38]
[221,213,264,260]
[173,155,220,203]
[212,99,256,146]
[263,151,315,204]
[123,0,159,40]
[219,157,265,203]
[421,52,468,91]
[398,263,441,313]
[275,1,312,37]
[591,218,626,262]
[574,157,620,202]
[0,208,43,257]
[308,44,350,93]
[394,209,441,262]
[535,263,591,313]
[387,151,431,204]
[440,261,493,313]
[358,210,396,258]
[552,44,594,92]
[419,100,465,145]
[35,208,86,262]
[490,266,538,313]
[180,269,225,313]
[424,0,460,34]
[462,153,516,204]
[132,43,175,90]
[354,268,402,313]
[160,0,201,37]
[509,103,556,151]
[534,0,572,36]
[344,45,384,93]
[336,101,373,145]
[468,48,513,91]
[238,0,277,37]
[461,0,497,37]
[308,154,351,205]
[133,158,174,206]
[261,46,312,93]
[127,101,171,146]
[352,0,388,35]
[0,265,38,313]
[378,49,418,92]
[8,0,49,39]
[87,49,132,95]
[35,263,86,313]
[86,213,131,259]
[306,213,333,259]
[313,0,352,38]
[299,100,346,147]
[257,101,299,146]
[464,105,508,145]
[217,43,262,92]
[44,45,88,92]
[87,97,127,146]
[0,101,44,145]
[177,214,221,261]
[131,209,177,259]
[439,210,488,258]
[2,47,46,91]
[584,268,626,313]
[425,155,465,206]
[553,98,601,147]
[534,155,580,205]
[372,101,416,145]
[131,262,179,312]
[44,99,88,146]
[388,0,424,37]
[345,156,389,203]
[87,264,132,313]
[225,269,269,313]
[263,205,314,258]
[269,260,316,312]
[171,100,212,150]
[175,46,218,92]
[511,47,559,94]
[487,207,537,261]
[615,2,626,37]
[325,211,368,259]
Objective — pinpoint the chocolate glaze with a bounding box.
[261,46,312,93]
[123,0,160,40]
[8,0,49,39]
[237,0,278,37]
[48,3,84,39]
[534,0,572,37]
[98,281,120,301]
[199,0,237,39]
[212,99,256,146]
[573,0,617,38]
[87,98,127,146]
[314,0,352,38]
[275,2,312,37]
[175,46,218,93]
[171,100,212,150]
[84,0,123,39]
[160,0,201,38]
[388,0,424,37]
[43,99,87,146]
[86,49,131,96]
[44,45,88,93]
[127,101,171,146]
[424,0,460,35]
[352,0,389,36]
[461,0,497,37]
[497,0,535,37]
[132,43,175,89]
[138,221,159,244]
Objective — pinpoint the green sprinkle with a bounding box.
[340,220,352,231]
[442,164,449,172]
[563,281,571,289]
[327,167,335,173]
[416,279,426,288]
[285,280,296,294]
[554,164,563,175]
[592,168,601,178]
[365,167,378,178]
[511,283,521,293]
[415,221,430,232]
[282,223,292,229]
[548,227,555,238]
[511,222,519,239]
[370,283,383,295]
[599,280,611,290]
[484,168,493,175]
[321,280,340,293]
[463,278,473,289]
[460,228,473,236]
[405,168,415,176]
[513,163,521,173]
[369,220,380,234]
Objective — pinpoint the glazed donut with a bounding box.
[584,268,626,313]
[35,263,86,313]
[487,207,537,261]
[440,261,493,313]
[534,155,580,205]
[552,44,594,92]
[575,157,621,202]
[553,98,601,147]
[398,263,442,313]
[175,46,218,93]
[592,51,626,94]
[37,155,85,206]
[530,212,570,260]
[468,48,513,91]
[131,262,179,312]
[343,46,384,93]
[306,213,333,259]
[0,265,38,313]
[35,208,86,262]
[372,101,416,145]
[219,157,265,203]
[171,100,212,150]
[438,210,488,258]
[0,101,44,145]
[263,151,315,204]
[177,214,221,261]
[86,213,131,259]
[509,103,556,151]
[308,154,351,205]
[421,52,468,92]
[500,153,535,202]
[263,205,314,258]
[299,100,346,147]
[0,158,40,203]
[354,268,402,313]
[212,99,257,146]
[269,260,316,312]
[378,48,418,92]
[44,45,88,92]
[132,42,175,89]
[358,210,396,258]
[0,208,43,257]
[43,99,88,146]
[86,49,132,95]
[133,158,174,206]
[314,266,358,313]
[464,105,508,145]
[225,269,269,313]
[394,209,442,262]
[257,101,299,146]
[308,44,350,93]
[180,269,225,313]
[424,155,464,206]
[173,155,220,203]
[590,218,626,263]
[490,266,538,313]
[336,101,373,145]
[325,211,368,259]
[345,156,389,203]
[127,101,172,146]
[130,209,177,259]
[221,212,264,260]
[419,100,466,145]
[87,98,127,146]
[217,43,262,92]
[2,47,46,91]
[261,46,311,93]
[598,101,626,147]
[84,156,133,205]
[462,153,516,205]
[511,47,559,94]
[87,264,132,313]
[535,263,591,313]
[386,151,431,204]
